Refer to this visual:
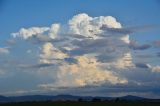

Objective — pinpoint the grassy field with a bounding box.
[0,101,160,106]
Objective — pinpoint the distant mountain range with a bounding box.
[0,94,159,103]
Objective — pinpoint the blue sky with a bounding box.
[0,0,160,98]
[1,0,160,38]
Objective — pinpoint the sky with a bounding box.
[0,0,160,98]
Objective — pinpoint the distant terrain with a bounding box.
[0,94,160,105]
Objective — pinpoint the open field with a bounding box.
[1,101,160,106]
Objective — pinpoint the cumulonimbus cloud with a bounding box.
[11,13,134,89]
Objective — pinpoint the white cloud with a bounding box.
[49,24,61,39]
[11,27,49,39]
[39,56,128,89]
[68,13,122,38]
[12,13,132,89]
[40,42,68,64]
[67,13,132,69]
[58,56,127,86]
[112,53,133,69]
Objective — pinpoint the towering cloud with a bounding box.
[11,13,133,89]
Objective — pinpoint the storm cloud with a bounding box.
[9,13,160,97]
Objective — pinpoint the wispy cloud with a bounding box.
[135,63,151,69]
[129,41,151,50]
[18,63,54,69]
[0,47,9,54]
[100,24,160,35]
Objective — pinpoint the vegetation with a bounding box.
[0,101,160,106]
